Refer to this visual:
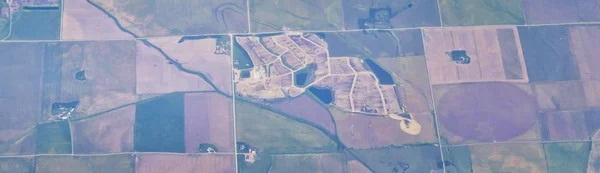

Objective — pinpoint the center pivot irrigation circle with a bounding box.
[437,82,538,142]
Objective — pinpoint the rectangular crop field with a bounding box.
[518,25,580,82]
[35,121,72,154]
[424,26,528,84]
[134,93,185,153]
[183,92,234,153]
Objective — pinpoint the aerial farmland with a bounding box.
[2,0,600,172]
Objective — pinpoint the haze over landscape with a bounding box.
[2,0,600,173]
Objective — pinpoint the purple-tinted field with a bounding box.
[539,111,589,141]
[533,81,588,111]
[135,154,235,173]
[135,41,214,94]
[570,25,600,108]
[72,106,134,154]
[330,108,437,148]
[436,82,538,144]
[62,0,132,40]
[0,43,43,155]
[184,93,234,153]
[271,95,336,135]
[148,37,233,94]
[523,0,600,24]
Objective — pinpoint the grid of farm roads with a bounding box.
[1,0,600,172]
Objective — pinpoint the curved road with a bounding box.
[1,0,12,40]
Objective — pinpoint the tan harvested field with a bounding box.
[149,37,232,94]
[269,154,344,173]
[423,26,528,85]
[347,160,372,173]
[184,93,234,153]
[35,155,134,173]
[135,154,235,173]
[135,41,214,94]
[470,143,547,173]
[330,107,437,148]
[62,0,132,40]
[569,25,600,108]
[72,106,134,154]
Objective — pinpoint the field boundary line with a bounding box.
[2,139,599,158]
[443,139,598,148]
[230,34,239,173]
[0,152,241,158]
[68,119,74,154]
[2,22,600,43]
[246,0,251,33]
[59,0,65,40]
[420,28,446,173]
[436,0,443,27]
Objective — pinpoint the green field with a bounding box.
[8,9,60,40]
[470,143,547,172]
[36,121,72,154]
[0,158,34,173]
[439,0,525,26]
[235,99,337,153]
[35,155,134,173]
[544,142,591,173]
[443,146,473,173]
[351,145,443,173]
[134,93,185,153]
[249,0,343,32]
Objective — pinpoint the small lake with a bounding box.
[233,39,254,69]
[240,70,251,78]
[364,59,394,85]
[308,86,333,104]
[294,64,316,87]
[295,72,308,86]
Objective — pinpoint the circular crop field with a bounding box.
[437,82,538,142]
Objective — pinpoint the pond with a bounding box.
[240,70,251,78]
[294,64,316,87]
[364,59,394,85]
[233,39,254,69]
[308,86,333,105]
[75,70,86,81]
